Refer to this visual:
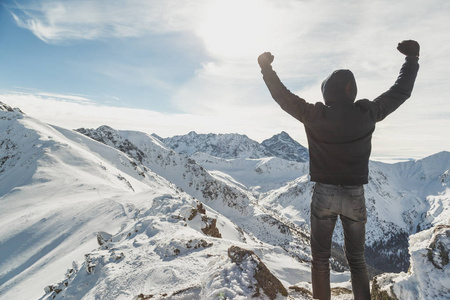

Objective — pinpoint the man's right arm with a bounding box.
[258,52,317,123]
[369,41,420,122]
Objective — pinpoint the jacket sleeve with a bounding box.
[370,56,420,122]
[261,65,318,123]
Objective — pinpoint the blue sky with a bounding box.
[1,0,449,160]
[0,1,206,111]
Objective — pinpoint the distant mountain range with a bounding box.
[1,101,448,300]
[157,130,309,162]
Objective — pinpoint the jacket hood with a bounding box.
[321,69,357,105]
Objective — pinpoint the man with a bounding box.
[258,40,420,300]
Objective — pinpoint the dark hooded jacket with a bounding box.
[261,56,419,185]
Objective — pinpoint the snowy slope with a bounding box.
[39,194,312,300]
[0,108,313,300]
[76,126,312,263]
[0,103,344,300]
[1,101,449,300]
[0,104,185,299]
[189,152,309,193]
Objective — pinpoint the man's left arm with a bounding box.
[371,40,420,122]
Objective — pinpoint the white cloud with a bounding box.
[2,89,448,161]
[36,92,92,103]
[0,92,297,142]
[6,0,450,160]
[9,0,207,43]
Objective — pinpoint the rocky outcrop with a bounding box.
[227,245,288,299]
[0,101,24,114]
[188,202,222,238]
[371,225,450,300]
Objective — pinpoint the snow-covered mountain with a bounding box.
[75,126,312,262]
[160,131,272,159]
[0,103,187,299]
[261,131,309,163]
[258,153,450,276]
[160,130,309,162]
[1,101,449,299]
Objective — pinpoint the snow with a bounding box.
[373,225,450,299]
[0,103,449,299]
[191,153,309,193]
[0,109,177,299]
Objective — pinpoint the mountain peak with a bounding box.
[161,131,309,162]
[162,132,272,159]
[97,125,115,132]
[76,126,125,149]
[262,132,309,162]
[0,101,25,115]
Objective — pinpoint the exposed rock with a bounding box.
[227,245,288,299]
[135,285,201,299]
[331,287,352,296]
[427,224,450,269]
[97,231,112,247]
[0,101,25,114]
[188,202,206,220]
[261,131,309,162]
[188,202,222,238]
[288,285,312,297]
[154,238,213,258]
[201,216,221,238]
[371,276,398,300]
[43,265,77,298]
[135,293,153,299]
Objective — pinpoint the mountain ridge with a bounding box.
[0,102,448,299]
[160,130,309,162]
[76,125,450,275]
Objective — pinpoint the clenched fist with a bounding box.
[397,40,420,57]
[258,52,274,69]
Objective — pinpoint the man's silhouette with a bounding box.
[258,40,420,300]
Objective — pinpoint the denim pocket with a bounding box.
[311,189,333,218]
[350,194,367,221]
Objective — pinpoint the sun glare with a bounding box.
[197,0,272,59]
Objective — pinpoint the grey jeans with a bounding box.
[310,183,370,300]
